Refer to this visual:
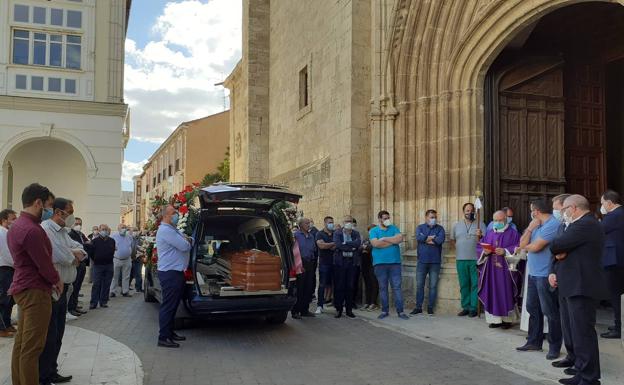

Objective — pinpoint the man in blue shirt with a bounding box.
[156,205,192,348]
[517,198,561,359]
[369,210,408,320]
[292,217,317,318]
[110,224,133,297]
[412,209,446,315]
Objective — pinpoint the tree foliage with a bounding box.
[201,148,230,186]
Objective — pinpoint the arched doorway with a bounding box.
[3,139,87,213]
[484,2,624,229]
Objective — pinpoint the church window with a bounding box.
[299,66,309,109]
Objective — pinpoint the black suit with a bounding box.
[550,213,609,384]
[601,206,624,329]
[68,230,90,312]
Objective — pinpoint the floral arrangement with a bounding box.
[172,183,201,236]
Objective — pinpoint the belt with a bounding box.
[114,257,131,261]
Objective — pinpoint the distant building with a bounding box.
[120,190,133,226]
[0,0,132,228]
[134,110,229,228]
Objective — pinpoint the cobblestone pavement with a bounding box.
[71,289,546,385]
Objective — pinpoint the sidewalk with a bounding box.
[355,308,624,385]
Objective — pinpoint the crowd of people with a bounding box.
[290,192,623,385]
[0,183,146,385]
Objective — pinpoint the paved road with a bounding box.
[72,292,544,385]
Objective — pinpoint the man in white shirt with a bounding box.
[110,224,133,297]
[40,198,86,385]
[0,209,17,338]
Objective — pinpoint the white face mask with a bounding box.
[343,222,353,230]
[73,225,82,232]
[600,205,608,215]
[382,219,392,227]
[64,214,76,228]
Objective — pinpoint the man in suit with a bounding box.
[598,190,624,339]
[549,194,609,385]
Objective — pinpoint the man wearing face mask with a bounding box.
[292,217,318,319]
[8,183,62,385]
[332,215,362,318]
[549,195,608,385]
[451,203,486,318]
[369,210,409,320]
[315,216,336,314]
[40,197,86,385]
[477,210,521,329]
[487,207,518,232]
[110,224,133,297]
[0,209,17,338]
[90,225,116,309]
[598,190,624,339]
[412,209,446,316]
[68,217,89,317]
[156,205,192,348]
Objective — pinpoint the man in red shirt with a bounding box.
[8,183,62,385]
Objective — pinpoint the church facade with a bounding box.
[225,0,624,313]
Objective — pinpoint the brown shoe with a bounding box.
[6,326,17,333]
[0,330,15,338]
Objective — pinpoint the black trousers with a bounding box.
[158,270,184,341]
[361,253,379,305]
[561,295,601,384]
[0,267,15,330]
[605,266,624,327]
[68,262,86,311]
[293,259,316,314]
[39,284,69,382]
[334,259,356,312]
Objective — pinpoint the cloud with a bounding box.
[122,159,148,183]
[124,0,241,142]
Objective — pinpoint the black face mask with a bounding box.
[465,213,475,221]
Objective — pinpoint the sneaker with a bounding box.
[427,308,434,316]
[66,313,78,321]
[362,304,371,311]
[398,313,410,320]
[368,304,378,311]
[409,308,422,316]
[378,312,389,320]
[315,306,323,315]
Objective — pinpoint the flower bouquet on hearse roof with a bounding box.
[172,183,201,237]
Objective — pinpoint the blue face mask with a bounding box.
[552,210,562,221]
[41,208,53,221]
[327,223,335,231]
[171,213,180,227]
[493,222,505,231]
[428,218,437,226]
[506,217,513,224]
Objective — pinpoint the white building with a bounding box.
[0,0,131,228]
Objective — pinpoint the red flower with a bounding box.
[179,205,189,215]
[179,195,187,203]
[184,185,193,193]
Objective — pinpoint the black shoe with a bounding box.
[564,368,578,376]
[171,332,186,341]
[122,292,131,297]
[89,305,97,310]
[516,344,542,352]
[335,311,343,319]
[600,330,621,339]
[100,304,109,308]
[488,323,501,328]
[291,313,302,320]
[75,309,87,315]
[457,310,470,316]
[552,358,575,368]
[547,351,561,360]
[500,322,512,329]
[469,311,478,318]
[410,308,422,315]
[110,293,116,298]
[68,310,83,317]
[50,373,73,383]
[346,311,356,318]
[558,376,580,385]
[301,311,316,317]
[158,338,180,348]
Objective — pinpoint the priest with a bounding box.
[477,210,522,329]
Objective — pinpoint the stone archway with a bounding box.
[377,0,624,234]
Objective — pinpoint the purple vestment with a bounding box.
[477,227,522,318]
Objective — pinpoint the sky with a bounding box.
[121,0,242,190]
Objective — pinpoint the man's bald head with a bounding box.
[564,194,590,211]
[493,210,506,222]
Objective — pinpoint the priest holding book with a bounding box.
[477,210,521,328]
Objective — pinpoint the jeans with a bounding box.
[110,258,132,295]
[91,264,114,307]
[0,267,15,330]
[68,261,86,311]
[526,275,562,353]
[317,264,333,307]
[39,284,69,383]
[132,259,144,291]
[374,263,404,314]
[12,289,52,385]
[158,270,185,341]
[416,262,441,311]
[333,259,356,312]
